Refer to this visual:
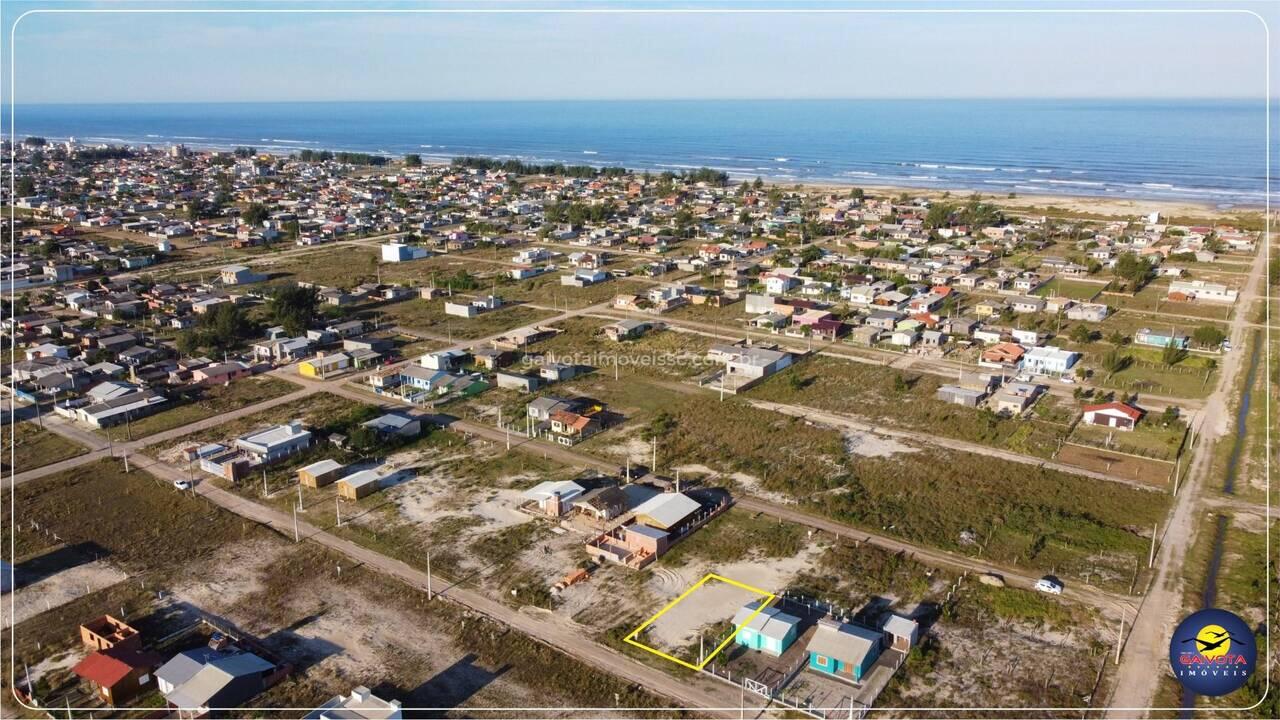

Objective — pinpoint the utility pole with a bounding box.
[122,449,129,473]
[292,506,299,542]
[262,468,268,498]
[427,551,433,599]
[1114,609,1125,664]
[335,497,342,527]
[652,435,657,472]
[1148,522,1158,567]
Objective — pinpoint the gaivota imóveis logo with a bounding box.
[1168,608,1256,697]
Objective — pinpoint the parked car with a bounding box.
[1034,576,1063,595]
[1059,376,1075,384]
[173,479,192,491]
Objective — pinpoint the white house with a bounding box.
[1020,346,1079,376]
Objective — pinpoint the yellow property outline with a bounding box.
[623,572,776,671]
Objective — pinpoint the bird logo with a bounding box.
[1180,624,1239,659]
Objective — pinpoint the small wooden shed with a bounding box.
[298,459,345,488]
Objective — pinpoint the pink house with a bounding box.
[191,361,251,386]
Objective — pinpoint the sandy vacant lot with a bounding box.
[5,559,129,630]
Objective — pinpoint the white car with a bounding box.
[1034,577,1063,595]
[1059,376,1075,384]
[173,479,193,491]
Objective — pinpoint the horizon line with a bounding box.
[7,96,1273,107]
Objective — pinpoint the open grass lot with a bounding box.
[1097,311,1229,346]
[1033,277,1107,301]
[2,422,87,474]
[532,317,715,380]
[650,394,1166,593]
[664,299,751,326]
[1087,346,1219,399]
[1068,418,1187,461]
[100,375,300,440]
[251,245,382,288]
[748,355,1072,459]
[370,297,558,340]
[492,273,652,310]
[1106,282,1235,321]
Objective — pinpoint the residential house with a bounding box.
[1021,346,1079,377]
[220,265,266,285]
[806,618,883,683]
[73,645,163,706]
[234,420,312,463]
[1082,401,1145,431]
[1135,327,1190,349]
[157,648,276,716]
[305,687,403,720]
[522,480,586,517]
[993,382,1044,415]
[732,600,801,657]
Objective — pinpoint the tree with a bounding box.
[404,153,423,167]
[1112,252,1154,289]
[1100,348,1130,376]
[1160,342,1188,367]
[283,220,300,242]
[197,303,254,352]
[642,411,678,441]
[15,176,35,196]
[1069,324,1093,345]
[176,329,202,357]
[268,284,320,335]
[924,203,955,229]
[1105,330,1128,346]
[242,203,269,226]
[1191,325,1226,349]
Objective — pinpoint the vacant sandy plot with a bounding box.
[633,575,771,660]
[4,560,129,629]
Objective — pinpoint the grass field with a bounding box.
[531,317,714,380]
[748,355,1071,459]
[254,246,382,288]
[371,297,557,340]
[3,422,87,474]
[1088,347,1219,399]
[650,394,1167,592]
[1068,419,1186,461]
[1033,277,1107,301]
[493,273,652,310]
[101,375,300,440]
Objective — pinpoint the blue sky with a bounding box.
[4,1,1275,103]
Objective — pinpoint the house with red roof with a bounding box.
[1082,401,1145,431]
[72,644,163,705]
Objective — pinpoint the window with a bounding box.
[816,655,828,668]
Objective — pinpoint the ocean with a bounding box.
[9,99,1272,206]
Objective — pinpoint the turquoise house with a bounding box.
[806,618,883,682]
[732,601,801,657]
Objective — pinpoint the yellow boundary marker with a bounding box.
[623,572,776,671]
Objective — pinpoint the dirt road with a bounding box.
[1105,241,1271,715]
[129,451,757,716]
